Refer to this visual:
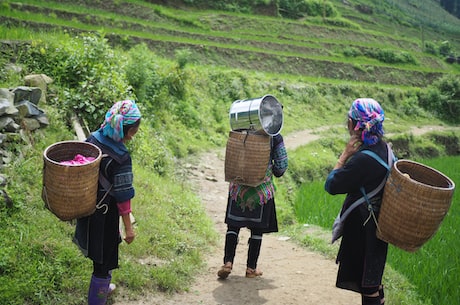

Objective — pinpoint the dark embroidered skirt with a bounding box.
[336,204,388,294]
[74,199,121,271]
[224,196,278,233]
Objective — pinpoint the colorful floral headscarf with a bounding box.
[348,98,384,146]
[101,100,141,142]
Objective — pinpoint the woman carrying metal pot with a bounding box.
[218,131,288,279]
[73,100,141,305]
[218,96,288,279]
[325,98,395,305]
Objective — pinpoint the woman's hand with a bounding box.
[344,135,362,157]
[334,135,362,169]
[121,213,136,244]
[124,226,135,244]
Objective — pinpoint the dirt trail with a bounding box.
[115,128,362,305]
[115,125,458,305]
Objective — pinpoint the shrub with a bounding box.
[279,0,337,19]
[126,43,161,105]
[419,75,460,123]
[343,46,361,57]
[424,41,438,55]
[20,34,132,130]
[430,132,460,155]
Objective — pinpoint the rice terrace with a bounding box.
[0,0,459,304]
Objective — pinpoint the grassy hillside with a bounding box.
[0,1,459,304]
[1,0,459,87]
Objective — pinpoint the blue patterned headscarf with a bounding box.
[348,98,384,146]
[101,100,141,142]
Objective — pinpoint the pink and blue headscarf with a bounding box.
[101,100,141,142]
[348,98,384,146]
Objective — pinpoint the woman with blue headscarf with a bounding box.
[73,100,141,305]
[325,98,395,305]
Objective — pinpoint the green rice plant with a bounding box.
[294,180,344,228]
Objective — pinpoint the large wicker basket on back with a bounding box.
[377,159,455,252]
[224,130,271,187]
[42,141,102,221]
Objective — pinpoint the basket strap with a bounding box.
[360,143,395,231]
[338,143,395,223]
[96,154,114,214]
[361,150,390,170]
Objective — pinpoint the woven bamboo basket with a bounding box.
[224,130,271,187]
[42,141,102,221]
[377,159,455,252]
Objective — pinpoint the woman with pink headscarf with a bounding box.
[73,100,141,305]
[325,98,395,305]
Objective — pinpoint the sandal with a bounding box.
[217,262,232,279]
[245,267,263,278]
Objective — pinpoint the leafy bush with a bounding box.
[439,40,453,56]
[279,0,337,19]
[20,34,132,130]
[364,48,417,64]
[343,46,362,57]
[424,41,438,55]
[182,0,274,14]
[430,132,460,155]
[418,75,460,123]
[126,43,162,107]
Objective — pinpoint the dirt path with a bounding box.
[115,125,458,305]
[115,128,362,305]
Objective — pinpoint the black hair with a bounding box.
[350,118,359,130]
[123,118,141,136]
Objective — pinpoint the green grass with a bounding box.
[0,115,217,304]
[293,155,460,305]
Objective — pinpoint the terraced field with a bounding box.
[2,0,459,87]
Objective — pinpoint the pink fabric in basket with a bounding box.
[60,154,96,165]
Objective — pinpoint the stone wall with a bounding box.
[0,74,52,206]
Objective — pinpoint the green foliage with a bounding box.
[364,48,417,64]
[343,46,361,57]
[423,41,438,55]
[125,43,162,109]
[397,95,425,117]
[343,45,418,64]
[439,40,453,56]
[175,48,193,70]
[19,34,132,130]
[128,167,217,293]
[288,140,339,184]
[279,0,337,19]
[418,75,460,123]
[129,124,175,176]
[182,0,274,14]
[429,131,460,155]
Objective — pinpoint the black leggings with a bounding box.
[93,262,111,278]
[224,226,264,269]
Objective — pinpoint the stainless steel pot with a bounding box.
[229,94,283,136]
